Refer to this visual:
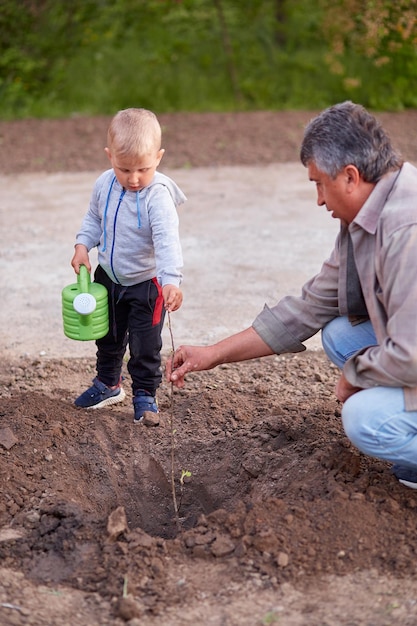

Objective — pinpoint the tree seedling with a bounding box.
[166,312,192,531]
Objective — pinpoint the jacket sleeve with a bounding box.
[75,182,103,251]
[253,239,341,354]
[147,185,183,287]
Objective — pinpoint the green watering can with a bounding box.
[62,265,109,341]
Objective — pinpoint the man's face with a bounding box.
[308,161,358,224]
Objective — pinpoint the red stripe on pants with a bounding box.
[152,278,164,325]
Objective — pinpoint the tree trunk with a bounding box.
[274,0,287,46]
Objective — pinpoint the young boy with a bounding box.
[71,108,186,423]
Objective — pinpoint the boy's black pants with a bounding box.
[94,265,165,396]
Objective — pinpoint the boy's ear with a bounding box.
[104,147,112,161]
[157,148,165,163]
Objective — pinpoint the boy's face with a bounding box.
[105,148,164,192]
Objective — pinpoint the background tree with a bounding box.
[0,0,97,115]
[1,0,416,119]
[320,0,417,108]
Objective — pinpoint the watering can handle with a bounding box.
[78,264,91,293]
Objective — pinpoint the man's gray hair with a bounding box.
[300,101,402,182]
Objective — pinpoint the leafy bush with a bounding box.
[1,0,416,119]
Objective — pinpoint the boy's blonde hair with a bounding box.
[107,108,162,158]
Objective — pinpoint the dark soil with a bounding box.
[1,110,417,626]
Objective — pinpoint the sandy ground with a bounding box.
[1,163,338,359]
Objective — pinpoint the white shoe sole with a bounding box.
[399,478,417,489]
[87,387,126,410]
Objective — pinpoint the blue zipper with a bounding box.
[110,188,126,284]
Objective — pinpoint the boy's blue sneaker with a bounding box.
[133,391,158,424]
[391,464,417,490]
[75,377,126,409]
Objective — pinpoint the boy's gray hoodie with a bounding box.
[76,169,186,287]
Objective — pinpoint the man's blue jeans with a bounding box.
[322,316,417,470]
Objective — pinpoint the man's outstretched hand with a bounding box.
[165,328,275,388]
[166,345,215,388]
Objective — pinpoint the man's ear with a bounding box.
[344,164,361,190]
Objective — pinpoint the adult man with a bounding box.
[167,101,417,489]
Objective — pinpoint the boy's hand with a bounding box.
[71,244,91,274]
[163,285,183,312]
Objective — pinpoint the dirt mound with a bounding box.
[2,352,417,624]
